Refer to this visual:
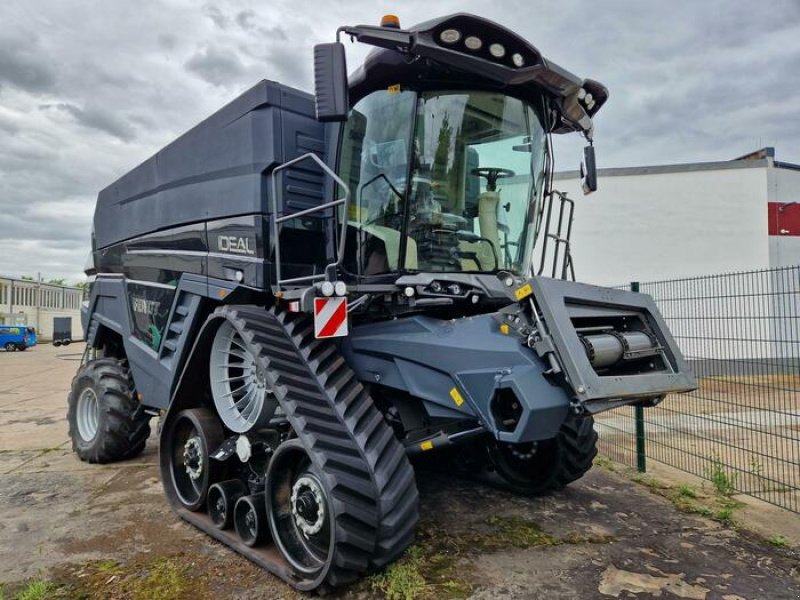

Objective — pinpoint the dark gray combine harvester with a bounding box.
[68,13,696,591]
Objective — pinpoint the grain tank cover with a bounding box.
[94,80,324,249]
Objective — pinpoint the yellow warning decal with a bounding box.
[388,84,401,94]
[500,323,510,335]
[449,387,465,407]
[420,440,434,451]
[514,283,533,301]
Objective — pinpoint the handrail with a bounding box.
[269,152,351,290]
[537,190,576,280]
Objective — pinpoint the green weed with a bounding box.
[14,580,53,600]
[707,457,737,496]
[767,535,788,547]
[370,546,427,600]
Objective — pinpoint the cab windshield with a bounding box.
[339,90,546,277]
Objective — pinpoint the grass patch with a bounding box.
[630,473,670,490]
[482,516,560,549]
[615,462,745,529]
[767,535,788,547]
[10,580,53,600]
[15,555,203,600]
[594,456,615,471]
[129,557,188,600]
[707,457,737,497]
[370,546,427,600]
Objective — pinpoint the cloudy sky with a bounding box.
[1,0,798,282]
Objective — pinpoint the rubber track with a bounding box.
[219,306,419,586]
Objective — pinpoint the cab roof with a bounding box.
[343,13,608,136]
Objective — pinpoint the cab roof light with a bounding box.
[439,28,461,44]
[381,14,401,29]
[464,35,482,50]
[489,43,506,58]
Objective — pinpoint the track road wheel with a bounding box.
[489,414,598,496]
[67,358,151,463]
[267,440,335,582]
[163,408,226,511]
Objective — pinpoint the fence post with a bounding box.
[631,281,647,473]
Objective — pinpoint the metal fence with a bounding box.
[596,266,800,513]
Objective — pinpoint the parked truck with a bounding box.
[68,13,696,591]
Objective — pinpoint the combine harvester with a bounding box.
[68,13,696,591]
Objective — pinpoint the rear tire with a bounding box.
[5,342,15,352]
[67,358,152,463]
[488,414,598,496]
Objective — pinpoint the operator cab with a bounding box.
[339,89,545,281]
[319,13,607,303]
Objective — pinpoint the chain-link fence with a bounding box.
[596,266,800,513]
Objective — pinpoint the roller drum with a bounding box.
[581,331,656,368]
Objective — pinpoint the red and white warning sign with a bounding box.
[313,297,348,339]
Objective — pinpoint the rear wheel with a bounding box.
[67,358,152,463]
[5,342,15,352]
[488,414,598,495]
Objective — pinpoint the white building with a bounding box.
[0,276,84,341]
[551,147,800,286]
[543,148,800,362]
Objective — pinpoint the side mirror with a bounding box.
[580,145,597,194]
[313,43,349,122]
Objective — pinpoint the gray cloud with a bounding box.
[40,103,136,142]
[0,32,58,94]
[204,5,230,30]
[236,10,256,31]
[185,46,247,87]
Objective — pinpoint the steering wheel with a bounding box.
[471,167,515,192]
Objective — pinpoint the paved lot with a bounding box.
[1,343,799,599]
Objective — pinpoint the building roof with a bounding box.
[555,147,800,180]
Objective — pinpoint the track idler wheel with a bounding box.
[162,408,225,511]
[266,439,335,582]
[208,479,247,530]
[235,494,268,547]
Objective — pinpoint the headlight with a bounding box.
[439,29,461,44]
[489,43,506,58]
[464,36,482,51]
[512,53,525,67]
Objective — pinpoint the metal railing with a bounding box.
[270,153,350,290]
[596,266,800,513]
[537,190,576,280]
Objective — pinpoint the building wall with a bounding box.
[551,162,770,286]
[0,277,83,341]
[767,165,800,268]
